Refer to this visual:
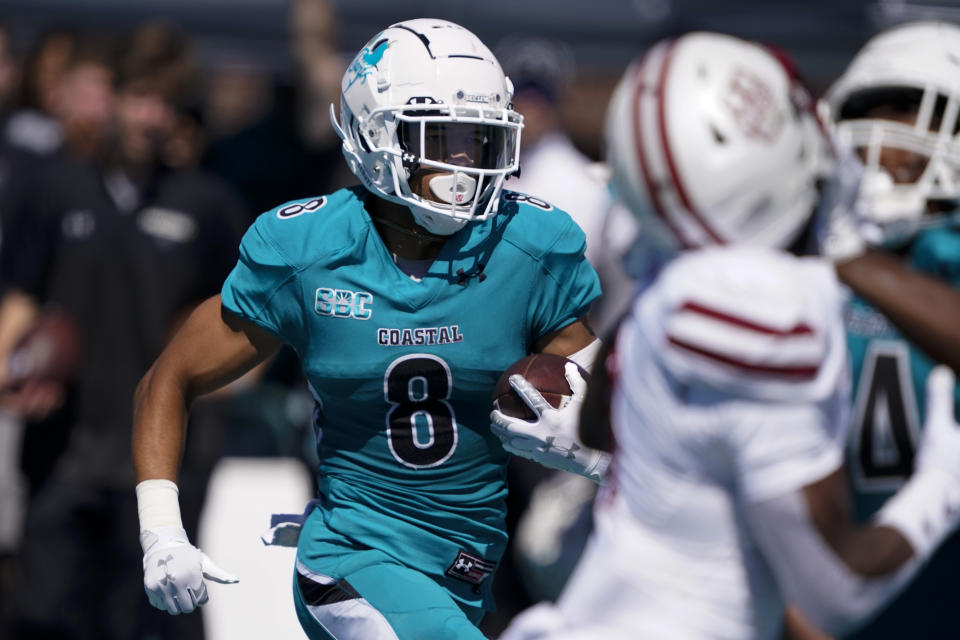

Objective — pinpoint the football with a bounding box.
[493,353,589,420]
[4,310,82,389]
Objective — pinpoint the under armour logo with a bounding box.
[157,555,176,585]
[456,263,486,286]
[445,549,496,585]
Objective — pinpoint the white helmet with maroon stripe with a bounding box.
[606,32,833,251]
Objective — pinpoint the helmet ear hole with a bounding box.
[356,127,372,153]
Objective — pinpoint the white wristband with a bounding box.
[135,479,184,533]
[875,469,960,560]
[567,339,602,374]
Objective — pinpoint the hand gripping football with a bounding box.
[492,353,590,421]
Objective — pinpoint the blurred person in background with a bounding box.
[811,20,960,640]
[0,18,22,630]
[0,22,19,128]
[204,0,350,216]
[497,37,638,335]
[3,28,73,157]
[132,18,600,639]
[0,21,248,640]
[0,31,115,632]
[496,31,960,639]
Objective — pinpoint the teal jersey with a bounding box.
[221,186,600,609]
[844,227,960,639]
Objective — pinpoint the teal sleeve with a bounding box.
[221,217,302,340]
[528,219,602,339]
[910,227,960,288]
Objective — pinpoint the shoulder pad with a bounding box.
[497,190,583,260]
[253,188,363,268]
[500,190,558,213]
[635,247,846,402]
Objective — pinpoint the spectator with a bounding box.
[204,0,350,216]
[2,22,248,640]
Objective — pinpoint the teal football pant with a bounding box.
[293,552,486,640]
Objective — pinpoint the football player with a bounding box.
[131,19,601,639]
[820,20,960,639]
[496,32,960,639]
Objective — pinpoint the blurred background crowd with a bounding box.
[0,0,955,639]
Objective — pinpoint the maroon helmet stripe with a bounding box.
[631,51,689,248]
[679,301,814,336]
[654,41,725,245]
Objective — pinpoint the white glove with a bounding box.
[914,366,960,482]
[821,208,868,264]
[141,525,238,615]
[490,362,610,484]
[877,366,960,558]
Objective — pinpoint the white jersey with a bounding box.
[503,247,851,640]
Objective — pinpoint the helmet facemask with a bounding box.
[834,85,960,245]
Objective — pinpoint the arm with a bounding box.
[133,295,280,616]
[745,366,960,635]
[835,249,960,372]
[744,471,914,635]
[133,294,281,482]
[533,316,596,358]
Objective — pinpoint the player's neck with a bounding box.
[368,198,449,262]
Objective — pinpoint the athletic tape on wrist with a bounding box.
[876,469,960,560]
[567,339,602,373]
[136,478,184,533]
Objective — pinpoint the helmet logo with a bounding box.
[346,38,390,91]
[724,68,784,142]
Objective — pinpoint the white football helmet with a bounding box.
[606,32,834,252]
[330,19,523,235]
[824,21,960,245]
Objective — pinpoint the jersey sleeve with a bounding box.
[221,213,302,340]
[634,248,850,500]
[729,397,847,502]
[527,217,601,339]
[909,227,960,288]
[639,248,848,404]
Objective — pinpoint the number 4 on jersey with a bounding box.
[851,342,921,491]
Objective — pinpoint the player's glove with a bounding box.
[141,525,237,615]
[914,366,960,482]
[490,362,611,484]
[877,366,960,558]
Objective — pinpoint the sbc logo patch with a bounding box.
[315,288,373,319]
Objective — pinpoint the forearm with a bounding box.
[0,290,38,382]
[835,250,960,371]
[132,361,190,483]
[747,489,918,635]
[802,471,913,576]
